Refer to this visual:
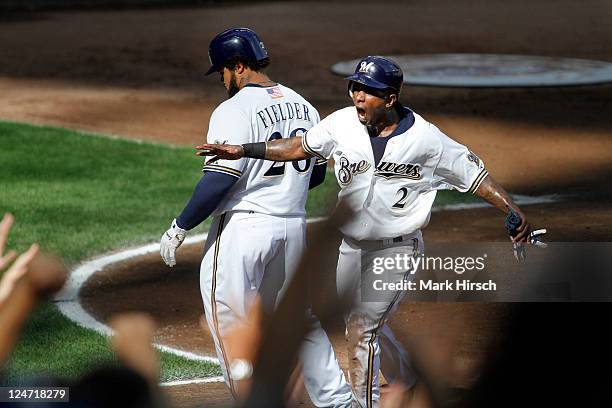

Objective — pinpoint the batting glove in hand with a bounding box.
[505,209,547,262]
[160,219,187,267]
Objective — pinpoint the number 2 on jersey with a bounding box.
[392,187,410,209]
[263,128,311,177]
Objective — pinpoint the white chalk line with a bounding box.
[160,376,225,387]
[53,219,331,386]
[54,233,220,365]
[53,194,562,386]
[432,193,562,212]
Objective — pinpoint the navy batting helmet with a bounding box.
[345,56,403,94]
[205,28,268,75]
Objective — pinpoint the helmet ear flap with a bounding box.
[347,81,354,98]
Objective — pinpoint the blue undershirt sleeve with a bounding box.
[175,171,238,230]
[309,160,327,189]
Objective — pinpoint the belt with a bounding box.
[381,235,416,246]
[351,233,420,249]
[225,210,305,218]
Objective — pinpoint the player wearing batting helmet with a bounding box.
[197,55,546,407]
[160,28,352,406]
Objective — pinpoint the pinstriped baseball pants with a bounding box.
[337,232,423,408]
[200,211,353,407]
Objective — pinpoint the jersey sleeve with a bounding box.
[176,171,238,230]
[202,105,251,179]
[308,159,327,190]
[431,130,488,194]
[301,114,337,160]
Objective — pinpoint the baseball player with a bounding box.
[159,28,353,406]
[196,56,547,407]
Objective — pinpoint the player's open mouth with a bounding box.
[356,107,366,119]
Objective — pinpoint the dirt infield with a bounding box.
[79,200,611,406]
[1,1,612,193]
[1,1,611,406]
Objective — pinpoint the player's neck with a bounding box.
[368,108,401,138]
[239,71,276,88]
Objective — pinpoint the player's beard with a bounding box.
[227,72,240,98]
[362,105,398,135]
[360,105,384,127]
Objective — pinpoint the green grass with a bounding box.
[4,304,220,384]
[0,121,220,384]
[0,122,210,264]
[305,172,339,216]
[0,120,483,385]
[434,189,482,207]
[5,304,114,384]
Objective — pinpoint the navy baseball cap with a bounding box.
[345,56,403,94]
[205,28,268,75]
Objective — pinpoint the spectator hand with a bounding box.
[0,213,18,271]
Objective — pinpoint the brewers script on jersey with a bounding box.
[195,54,536,408]
[201,83,352,406]
[301,106,487,407]
[302,107,487,240]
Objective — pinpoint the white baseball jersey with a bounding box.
[204,84,321,217]
[200,84,353,406]
[302,106,488,241]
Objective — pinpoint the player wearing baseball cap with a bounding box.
[197,55,546,407]
[160,28,352,406]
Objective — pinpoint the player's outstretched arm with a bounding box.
[196,137,312,163]
[474,175,531,243]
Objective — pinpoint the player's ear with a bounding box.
[385,93,397,108]
[235,61,248,75]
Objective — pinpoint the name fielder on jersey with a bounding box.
[256,102,312,128]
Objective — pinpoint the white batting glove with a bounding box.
[160,219,187,267]
[530,229,548,248]
[512,228,548,262]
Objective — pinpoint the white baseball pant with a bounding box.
[200,211,352,407]
[336,232,423,408]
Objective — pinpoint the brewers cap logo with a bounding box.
[359,61,375,73]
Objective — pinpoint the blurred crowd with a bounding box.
[0,212,430,408]
[2,211,611,408]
